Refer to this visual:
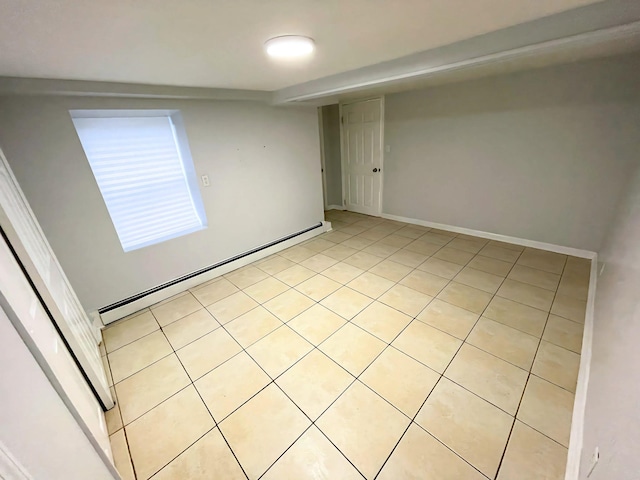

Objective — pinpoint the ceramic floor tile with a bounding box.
[191,278,239,306]
[115,354,191,425]
[368,259,413,282]
[295,274,341,301]
[319,323,386,376]
[399,270,449,297]
[433,247,475,266]
[301,253,339,273]
[126,385,215,480]
[322,230,353,243]
[225,266,270,289]
[341,235,376,250]
[256,255,296,275]
[556,271,590,301]
[176,328,242,380]
[347,271,395,299]
[379,234,413,248]
[279,245,316,263]
[351,301,413,343]
[305,238,336,253]
[483,296,548,337]
[551,294,587,323]
[263,289,315,322]
[153,428,246,480]
[378,284,433,317]
[417,257,463,279]
[417,299,479,340]
[497,279,555,311]
[247,326,313,378]
[106,387,123,434]
[395,226,428,239]
[363,242,401,258]
[110,429,136,480]
[104,311,159,353]
[162,309,220,350]
[445,343,528,415]
[320,287,373,320]
[421,231,455,245]
[392,320,461,373]
[316,381,410,479]
[321,262,365,285]
[436,282,492,315]
[378,423,486,480]
[360,347,439,417]
[467,318,539,370]
[403,239,442,256]
[453,266,504,294]
[478,244,521,263]
[447,237,486,254]
[415,377,513,478]
[220,384,311,479]
[467,255,513,277]
[487,240,524,252]
[508,264,560,291]
[276,349,354,420]
[358,229,391,242]
[387,249,429,268]
[517,376,574,447]
[497,421,568,480]
[103,355,113,387]
[152,293,203,327]
[274,264,316,287]
[224,306,283,348]
[207,291,259,325]
[543,314,583,353]
[262,426,362,480]
[287,304,347,345]
[323,244,359,261]
[343,250,382,270]
[244,277,290,303]
[339,225,368,236]
[532,341,580,392]
[517,249,566,275]
[108,331,173,384]
[195,351,271,421]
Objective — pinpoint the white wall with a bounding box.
[321,104,343,207]
[0,306,115,479]
[0,96,323,312]
[383,53,640,252]
[580,161,640,479]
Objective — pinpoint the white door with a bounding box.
[341,98,383,216]
[0,147,113,410]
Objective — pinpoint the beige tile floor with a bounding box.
[102,210,590,480]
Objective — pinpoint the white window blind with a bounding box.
[71,114,206,252]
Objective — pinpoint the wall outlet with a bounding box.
[587,447,599,477]
[201,175,210,187]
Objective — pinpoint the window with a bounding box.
[71,111,206,252]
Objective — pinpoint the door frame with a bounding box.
[317,107,329,210]
[339,96,385,216]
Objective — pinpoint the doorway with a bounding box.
[340,97,384,216]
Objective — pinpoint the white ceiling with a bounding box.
[0,0,600,91]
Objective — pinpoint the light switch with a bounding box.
[201,175,210,187]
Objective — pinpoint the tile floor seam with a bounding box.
[492,254,569,478]
[150,308,252,480]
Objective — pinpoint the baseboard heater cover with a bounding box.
[98,222,323,315]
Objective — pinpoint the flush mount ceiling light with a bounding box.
[265,35,315,58]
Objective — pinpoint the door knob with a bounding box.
[373,168,378,172]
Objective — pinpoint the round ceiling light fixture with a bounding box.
[265,35,315,59]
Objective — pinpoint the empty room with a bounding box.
[0,1,639,479]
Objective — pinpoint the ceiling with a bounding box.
[0,0,601,91]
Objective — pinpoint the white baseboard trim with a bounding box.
[380,213,597,259]
[98,222,330,325]
[564,256,598,480]
[326,205,345,211]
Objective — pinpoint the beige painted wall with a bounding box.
[580,161,640,479]
[0,96,323,312]
[321,104,343,207]
[383,53,640,251]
